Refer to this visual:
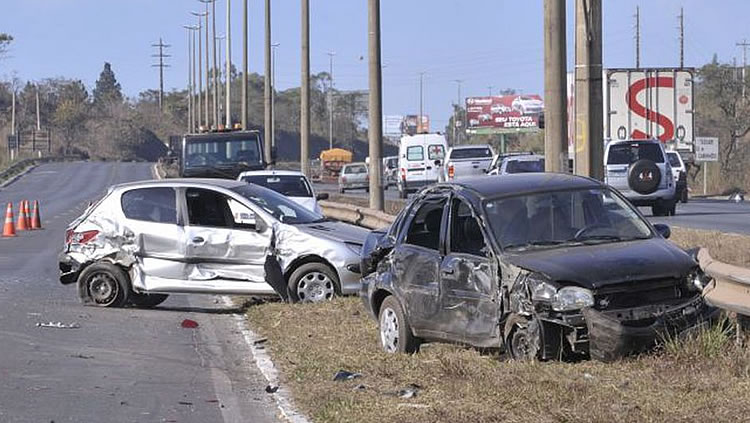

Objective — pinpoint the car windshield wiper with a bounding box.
[503,240,570,251]
[573,234,651,244]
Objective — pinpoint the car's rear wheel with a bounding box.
[652,204,664,216]
[78,262,130,308]
[287,262,339,303]
[681,189,689,203]
[130,293,169,308]
[378,296,420,354]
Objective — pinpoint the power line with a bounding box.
[151,37,171,111]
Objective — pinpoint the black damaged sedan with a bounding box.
[360,173,718,361]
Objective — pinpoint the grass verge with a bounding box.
[243,227,750,422]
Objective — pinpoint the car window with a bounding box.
[230,184,324,224]
[607,143,665,165]
[121,187,177,224]
[345,165,366,174]
[407,146,424,161]
[242,175,312,197]
[428,144,445,160]
[450,147,493,160]
[186,188,234,228]
[666,152,681,167]
[450,199,487,257]
[506,159,545,173]
[404,197,446,250]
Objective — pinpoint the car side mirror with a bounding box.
[316,193,329,201]
[653,223,671,239]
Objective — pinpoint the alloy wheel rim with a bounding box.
[380,307,399,353]
[296,271,335,303]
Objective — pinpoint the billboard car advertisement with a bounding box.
[465,95,544,134]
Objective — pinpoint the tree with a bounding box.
[93,62,123,108]
[0,33,12,57]
[53,80,89,154]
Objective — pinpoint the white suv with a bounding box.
[604,139,677,216]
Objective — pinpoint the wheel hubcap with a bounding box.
[296,271,335,303]
[380,307,399,353]
[89,273,118,305]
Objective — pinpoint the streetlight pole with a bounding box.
[368,0,384,211]
[183,25,195,133]
[264,0,272,162]
[242,0,249,130]
[300,0,310,176]
[210,0,219,128]
[200,1,211,128]
[419,72,425,133]
[191,11,207,129]
[453,79,462,145]
[216,34,225,126]
[327,51,336,149]
[225,0,232,128]
[271,43,279,149]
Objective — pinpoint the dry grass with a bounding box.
[669,227,750,267]
[246,297,750,423]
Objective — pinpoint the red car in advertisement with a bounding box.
[465,95,544,131]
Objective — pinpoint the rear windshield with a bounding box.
[241,175,312,197]
[506,159,545,173]
[450,147,493,160]
[344,164,367,174]
[428,144,446,160]
[666,152,681,167]
[607,143,664,165]
[407,146,424,161]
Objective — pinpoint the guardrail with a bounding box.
[699,249,750,321]
[319,200,395,229]
[0,155,83,187]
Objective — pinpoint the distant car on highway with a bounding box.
[359,174,718,361]
[489,154,545,175]
[339,162,369,193]
[490,103,511,114]
[605,139,677,216]
[179,130,272,178]
[397,133,447,199]
[443,144,494,181]
[511,95,544,115]
[238,170,328,214]
[59,179,367,306]
[666,151,688,203]
[383,156,399,189]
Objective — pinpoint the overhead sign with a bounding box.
[465,94,543,134]
[401,115,429,135]
[695,136,719,162]
[605,68,694,151]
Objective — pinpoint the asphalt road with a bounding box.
[314,181,750,235]
[0,162,278,423]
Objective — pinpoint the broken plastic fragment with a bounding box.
[265,384,279,394]
[35,322,80,329]
[397,383,422,399]
[332,370,362,382]
[181,319,199,329]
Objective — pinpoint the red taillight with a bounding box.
[67,230,99,245]
[448,164,455,179]
[342,176,347,183]
[400,168,406,181]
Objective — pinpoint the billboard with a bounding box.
[465,95,544,134]
[605,68,694,151]
[401,115,430,135]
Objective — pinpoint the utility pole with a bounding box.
[419,72,425,133]
[634,6,640,68]
[368,0,384,211]
[201,1,210,128]
[678,7,684,68]
[151,38,171,112]
[35,87,41,131]
[191,27,198,131]
[191,11,207,129]
[327,51,336,149]
[216,34,225,126]
[300,0,310,176]
[242,0,249,130]
[11,89,15,136]
[453,79,462,145]
[488,85,493,96]
[209,0,218,128]
[544,0,569,173]
[272,43,279,149]
[226,0,232,128]
[184,25,195,132]
[574,0,604,180]
[737,39,749,98]
[264,0,272,162]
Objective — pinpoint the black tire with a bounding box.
[287,262,340,303]
[668,201,677,216]
[651,204,664,217]
[506,316,544,361]
[130,293,169,308]
[78,262,130,307]
[378,296,420,354]
[681,188,689,203]
[628,159,661,195]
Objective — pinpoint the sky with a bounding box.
[1,0,746,133]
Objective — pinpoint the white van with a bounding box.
[397,133,447,199]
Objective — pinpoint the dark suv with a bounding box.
[360,174,717,361]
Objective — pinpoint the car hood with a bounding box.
[296,220,369,246]
[504,238,694,289]
[289,196,319,213]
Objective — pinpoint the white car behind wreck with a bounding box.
[59,179,367,306]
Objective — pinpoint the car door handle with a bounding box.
[191,236,205,244]
[426,166,432,170]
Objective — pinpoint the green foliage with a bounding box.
[93,62,123,107]
[0,33,12,56]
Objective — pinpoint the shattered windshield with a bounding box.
[485,187,652,251]
[230,184,324,224]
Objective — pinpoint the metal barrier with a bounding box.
[699,248,750,318]
[319,200,395,229]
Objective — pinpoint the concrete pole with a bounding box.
[264,0,273,162]
[216,34,225,126]
[242,0,249,130]
[328,51,336,149]
[419,72,424,133]
[300,0,310,176]
[11,90,15,136]
[204,4,210,127]
[185,28,192,132]
[368,0,384,211]
[35,88,41,131]
[211,0,219,127]
[574,0,604,180]
[192,28,198,131]
[192,12,206,129]
[543,0,569,173]
[226,0,232,128]
[272,43,279,149]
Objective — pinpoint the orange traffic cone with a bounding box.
[24,200,31,229]
[30,200,42,230]
[16,201,28,231]
[2,203,15,237]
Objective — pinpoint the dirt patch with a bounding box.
[246,298,750,423]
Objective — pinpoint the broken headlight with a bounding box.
[552,287,594,312]
[687,268,711,292]
[528,274,557,302]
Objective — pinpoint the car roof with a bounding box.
[238,170,306,178]
[112,178,247,191]
[450,144,492,150]
[608,138,661,145]
[435,173,602,199]
[344,162,367,167]
[504,154,544,161]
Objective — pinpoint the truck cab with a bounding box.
[179,130,270,179]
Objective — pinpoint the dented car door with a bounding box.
[178,187,274,293]
[438,197,498,342]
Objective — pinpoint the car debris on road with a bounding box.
[35,321,81,329]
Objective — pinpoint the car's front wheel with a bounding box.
[378,296,420,354]
[287,262,339,303]
[506,315,544,360]
[78,262,130,307]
